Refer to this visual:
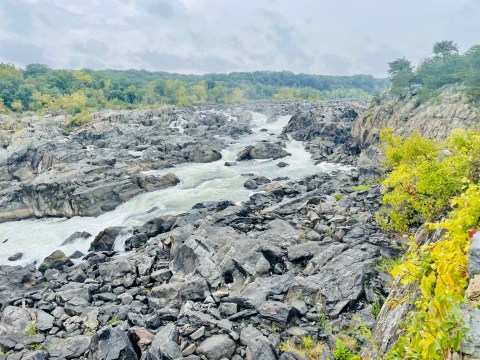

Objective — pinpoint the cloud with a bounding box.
[0,0,478,76]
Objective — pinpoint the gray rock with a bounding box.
[196,334,236,360]
[61,231,91,246]
[257,301,297,325]
[287,242,321,261]
[34,309,54,331]
[135,172,180,191]
[7,252,23,261]
[469,233,480,278]
[89,326,137,360]
[244,176,271,190]
[89,227,124,252]
[38,250,73,272]
[240,325,277,360]
[149,323,181,360]
[463,307,480,357]
[237,141,290,161]
[49,335,92,359]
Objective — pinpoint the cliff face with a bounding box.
[353,85,480,147]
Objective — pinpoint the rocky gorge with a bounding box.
[0,94,477,360]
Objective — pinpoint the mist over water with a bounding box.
[0,112,351,265]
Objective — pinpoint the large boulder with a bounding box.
[237,141,290,161]
[196,334,236,360]
[38,250,73,272]
[48,335,92,359]
[136,172,180,192]
[89,227,124,252]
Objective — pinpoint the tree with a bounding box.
[388,58,412,76]
[433,40,458,59]
[11,100,23,112]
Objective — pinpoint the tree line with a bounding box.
[387,40,480,105]
[0,65,387,115]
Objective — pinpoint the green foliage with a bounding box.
[375,256,402,275]
[388,41,480,104]
[25,321,39,337]
[26,343,43,351]
[64,111,93,132]
[0,64,387,113]
[279,336,326,360]
[332,339,361,360]
[371,299,382,318]
[334,194,343,201]
[352,184,370,192]
[377,129,480,232]
[379,130,480,358]
[107,316,119,325]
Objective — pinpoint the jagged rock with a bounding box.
[240,325,277,360]
[244,176,271,190]
[38,250,73,272]
[257,301,297,325]
[237,141,290,161]
[135,172,180,191]
[7,252,22,261]
[61,231,91,246]
[149,323,181,360]
[196,334,236,360]
[469,233,480,277]
[89,227,124,252]
[48,335,92,359]
[463,307,480,357]
[89,326,137,360]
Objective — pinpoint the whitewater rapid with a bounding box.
[0,112,351,265]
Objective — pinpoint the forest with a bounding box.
[0,65,388,114]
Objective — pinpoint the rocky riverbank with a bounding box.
[0,101,400,360]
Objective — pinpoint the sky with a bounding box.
[0,0,479,77]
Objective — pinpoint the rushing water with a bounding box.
[0,112,351,265]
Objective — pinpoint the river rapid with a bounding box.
[0,111,351,265]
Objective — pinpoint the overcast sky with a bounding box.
[0,0,479,77]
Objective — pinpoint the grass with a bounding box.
[332,339,361,360]
[371,299,382,318]
[107,316,119,326]
[352,184,370,192]
[26,343,43,351]
[375,256,403,275]
[25,322,39,337]
[280,336,326,360]
[334,194,343,201]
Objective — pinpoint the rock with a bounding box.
[190,326,205,341]
[244,176,271,190]
[469,233,480,277]
[1,306,32,332]
[185,144,222,163]
[149,323,181,360]
[240,325,277,360]
[7,252,23,261]
[69,250,85,259]
[279,350,310,360]
[224,161,237,167]
[34,309,54,331]
[466,274,480,303]
[257,301,297,325]
[89,227,124,252]
[48,335,92,359]
[136,172,180,191]
[277,161,289,168]
[61,231,91,246]
[38,250,73,272]
[89,326,137,360]
[237,141,291,161]
[463,307,480,357]
[196,334,236,360]
[287,242,321,261]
